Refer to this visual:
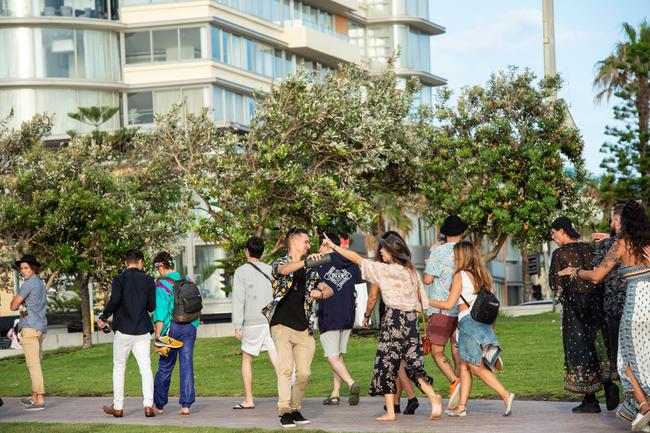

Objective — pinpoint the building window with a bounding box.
[194,244,226,301]
[125,27,204,65]
[127,86,206,125]
[0,0,115,20]
[213,85,254,125]
[43,28,75,78]
[0,88,119,135]
[127,91,154,125]
[125,31,151,64]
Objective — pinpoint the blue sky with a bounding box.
[429,0,649,176]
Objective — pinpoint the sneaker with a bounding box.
[20,397,33,406]
[154,335,183,349]
[0,398,3,408]
[291,411,310,425]
[448,380,461,410]
[280,413,296,428]
[23,402,45,411]
[572,400,601,413]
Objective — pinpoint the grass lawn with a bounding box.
[0,313,582,401]
[0,423,329,433]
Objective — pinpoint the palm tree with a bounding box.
[593,20,650,200]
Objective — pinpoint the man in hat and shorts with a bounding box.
[423,215,468,411]
[10,254,48,411]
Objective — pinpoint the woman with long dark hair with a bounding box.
[322,232,442,422]
[429,241,514,417]
[361,231,419,415]
[559,200,650,431]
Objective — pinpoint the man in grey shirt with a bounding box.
[10,254,48,411]
[231,236,278,409]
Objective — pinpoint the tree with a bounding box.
[139,63,427,272]
[0,114,191,347]
[421,67,593,298]
[594,19,650,204]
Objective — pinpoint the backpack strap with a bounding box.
[247,262,273,284]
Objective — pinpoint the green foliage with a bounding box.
[594,19,650,204]
[0,113,193,346]
[139,65,426,273]
[422,67,592,257]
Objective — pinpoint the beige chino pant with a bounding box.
[271,324,315,415]
[20,328,46,395]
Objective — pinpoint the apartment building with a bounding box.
[2,1,529,314]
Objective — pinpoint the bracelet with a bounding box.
[570,267,581,280]
[364,313,371,319]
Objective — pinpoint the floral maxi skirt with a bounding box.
[369,307,433,396]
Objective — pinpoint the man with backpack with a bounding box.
[231,236,278,409]
[98,249,156,418]
[152,251,202,415]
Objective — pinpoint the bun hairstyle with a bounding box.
[453,241,493,294]
[153,251,175,270]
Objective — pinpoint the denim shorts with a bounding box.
[457,315,500,367]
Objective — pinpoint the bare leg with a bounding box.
[332,369,342,398]
[415,377,442,420]
[431,343,458,383]
[398,362,416,399]
[468,363,510,406]
[451,361,472,415]
[240,351,255,407]
[625,365,650,414]
[377,394,397,421]
[450,340,461,378]
[327,355,355,388]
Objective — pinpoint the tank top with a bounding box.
[457,271,477,320]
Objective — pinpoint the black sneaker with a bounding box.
[604,382,620,411]
[291,411,310,425]
[0,398,4,408]
[572,400,601,413]
[383,404,401,414]
[280,413,296,428]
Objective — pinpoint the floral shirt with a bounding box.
[261,255,322,335]
[424,242,459,317]
[592,236,626,318]
[360,259,428,313]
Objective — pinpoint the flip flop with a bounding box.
[233,403,255,410]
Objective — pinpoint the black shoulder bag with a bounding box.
[460,286,500,325]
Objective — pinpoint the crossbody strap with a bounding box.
[247,262,273,284]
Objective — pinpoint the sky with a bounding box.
[429,0,649,177]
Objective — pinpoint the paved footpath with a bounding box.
[0,397,630,433]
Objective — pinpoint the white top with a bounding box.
[457,271,477,320]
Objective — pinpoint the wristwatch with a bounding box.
[364,312,371,319]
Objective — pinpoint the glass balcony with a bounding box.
[365,0,430,21]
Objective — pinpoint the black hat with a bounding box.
[14,254,41,269]
[440,215,468,237]
[551,216,580,239]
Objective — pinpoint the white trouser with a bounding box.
[112,331,153,410]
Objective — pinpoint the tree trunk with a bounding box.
[78,273,92,349]
[522,251,532,303]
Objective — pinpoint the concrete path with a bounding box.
[0,397,631,433]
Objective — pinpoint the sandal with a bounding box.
[322,396,340,405]
[448,403,467,417]
[632,401,650,432]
